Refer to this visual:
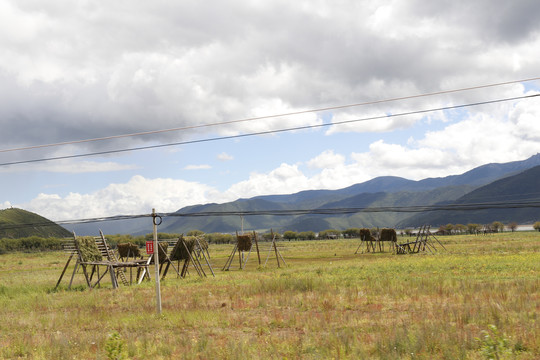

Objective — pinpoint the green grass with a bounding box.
[0,232,539,359]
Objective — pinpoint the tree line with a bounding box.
[1,221,540,253]
[434,221,540,235]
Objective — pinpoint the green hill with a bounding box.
[399,165,540,227]
[0,208,71,238]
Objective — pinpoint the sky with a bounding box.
[1,0,540,221]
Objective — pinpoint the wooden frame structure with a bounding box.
[162,236,215,279]
[55,231,150,289]
[395,225,446,254]
[263,230,286,268]
[136,240,180,281]
[355,228,397,254]
[222,230,286,270]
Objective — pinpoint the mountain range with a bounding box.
[67,153,540,235]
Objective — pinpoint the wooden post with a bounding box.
[272,229,280,268]
[152,209,162,315]
[55,253,74,289]
[254,231,261,265]
[239,245,243,269]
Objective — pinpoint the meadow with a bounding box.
[0,232,538,359]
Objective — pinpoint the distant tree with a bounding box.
[533,222,540,232]
[205,233,234,244]
[282,231,298,241]
[145,233,181,240]
[261,232,276,241]
[298,231,316,240]
[342,228,360,238]
[492,221,505,233]
[404,229,413,236]
[507,222,518,232]
[106,234,141,247]
[445,223,454,235]
[467,223,481,235]
[262,231,281,241]
[187,230,205,237]
[319,229,340,239]
[454,224,467,234]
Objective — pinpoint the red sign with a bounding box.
[146,241,154,254]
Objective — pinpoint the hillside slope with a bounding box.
[399,165,540,227]
[0,208,72,238]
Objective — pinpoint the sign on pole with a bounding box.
[146,241,154,254]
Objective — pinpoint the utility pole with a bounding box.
[152,208,162,315]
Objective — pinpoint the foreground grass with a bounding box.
[0,232,538,359]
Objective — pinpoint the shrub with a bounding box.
[492,221,505,233]
[0,236,63,253]
[205,233,234,244]
[342,228,360,238]
[467,223,482,234]
[298,231,316,240]
[282,231,297,241]
[319,229,340,239]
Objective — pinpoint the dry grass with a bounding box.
[0,232,538,359]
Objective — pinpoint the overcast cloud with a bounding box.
[1,0,540,220]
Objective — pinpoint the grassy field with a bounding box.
[0,232,538,359]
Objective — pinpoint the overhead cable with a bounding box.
[1,93,538,167]
[1,76,539,154]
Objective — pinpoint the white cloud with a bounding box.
[0,159,138,173]
[307,150,345,169]
[23,175,221,221]
[224,163,310,199]
[184,164,211,170]
[4,0,538,151]
[217,152,233,161]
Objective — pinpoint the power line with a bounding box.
[1,76,539,154]
[1,93,538,167]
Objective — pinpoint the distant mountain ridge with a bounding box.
[67,153,540,235]
[400,164,540,226]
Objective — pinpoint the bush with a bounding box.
[0,236,63,253]
[342,228,360,238]
[205,233,234,244]
[282,231,297,241]
[318,229,340,239]
[298,231,316,240]
[262,232,280,241]
[104,234,145,248]
[467,223,482,234]
[144,233,182,241]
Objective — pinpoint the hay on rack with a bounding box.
[75,236,103,262]
[359,228,372,241]
[170,236,196,261]
[149,242,169,264]
[197,237,209,250]
[117,242,141,258]
[380,228,397,242]
[237,235,252,251]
